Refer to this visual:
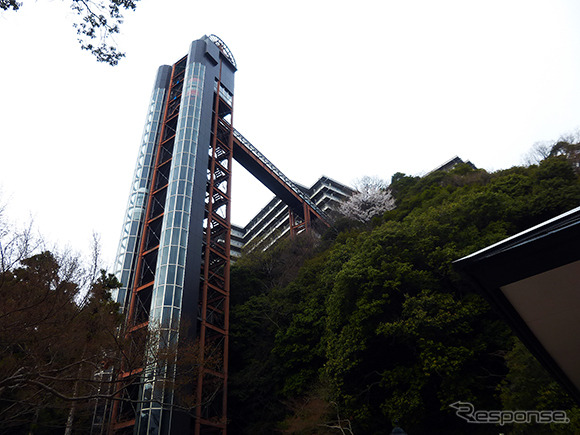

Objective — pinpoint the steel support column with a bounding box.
[195,61,232,435]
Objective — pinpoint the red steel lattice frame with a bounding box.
[110,56,187,434]
[107,40,331,434]
[195,59,232,434]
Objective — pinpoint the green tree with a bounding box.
[228,234,324,434]
[228,157,580,434]
[498,339,580,434]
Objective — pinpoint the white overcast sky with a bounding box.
[1,0,580,267]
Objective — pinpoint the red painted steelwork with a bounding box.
[194,59,232,435]
[109,57,186,434]
[107,39,330,434]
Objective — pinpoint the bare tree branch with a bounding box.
[3,0,139,65]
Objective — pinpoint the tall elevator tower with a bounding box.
[110,35,236,434]
[108,35,329,435]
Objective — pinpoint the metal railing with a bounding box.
[232,128,330,223]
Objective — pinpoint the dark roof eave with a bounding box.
[453,206,580,405]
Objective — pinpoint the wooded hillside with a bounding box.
[228,153,580,434]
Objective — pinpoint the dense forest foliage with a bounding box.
[0,250,125,433]
[228,151,580,434]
